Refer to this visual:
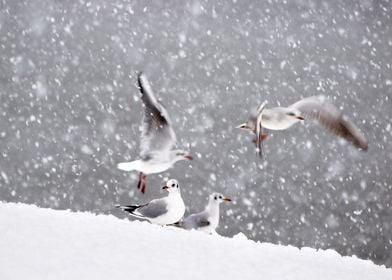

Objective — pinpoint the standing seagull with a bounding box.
[237,95,368,157]
[116,179,185,225]
[179,192,231,234]
[117,72,192,193]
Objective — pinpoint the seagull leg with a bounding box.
[137,172,147,194]
[252,133,268,144]
[140,176,146,194]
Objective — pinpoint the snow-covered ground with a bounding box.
[0,203,390,280]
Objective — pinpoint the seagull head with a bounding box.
[236,119,256,132]
[162,179,180,192]
[209,192,231,204]
[171,149,193,162]
[285,108,304,121]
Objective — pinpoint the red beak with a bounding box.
[162,186,169,190]
[223,197,231,203]
[184,155,193,160]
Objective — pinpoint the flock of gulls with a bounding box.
[115,72,368,234]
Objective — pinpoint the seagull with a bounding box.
[116,179,185,225]
[117,72,192,193]
[178,192,231,234]
[237,95,368,157]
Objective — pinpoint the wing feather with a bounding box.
[137,72,176,156]
[290,96,368,150]
[137,198,168,218]
[182,212,210,230]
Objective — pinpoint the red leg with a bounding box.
[253,133,268,159]
[260,133,268,142]
[140,176,146,194]
[252,133,268,143]
[137,172,147,194]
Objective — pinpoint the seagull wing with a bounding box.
[137,72,177,157]
[137,198,169,219]
[182,212,210,230]
[290,95,368,150]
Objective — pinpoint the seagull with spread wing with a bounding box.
[237,95,368,157]
[117,72,192,193]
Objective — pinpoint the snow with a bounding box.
[1,202,390,280]
[1,0,392,269]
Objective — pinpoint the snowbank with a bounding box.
[0,203,390,280]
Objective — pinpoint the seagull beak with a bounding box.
[223,197,231,203]
[184,155,193,160]
[162,186,169,190]
[296,116,305,121]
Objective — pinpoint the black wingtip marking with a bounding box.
[199,221,211,227]
[137,71,145,94]
[171,221,183,227]
[116,205,141,214]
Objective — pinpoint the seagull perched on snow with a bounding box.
[116,179,185,225]
[178,192,231,234]
[237,95,368,157]
[117,72,192,193]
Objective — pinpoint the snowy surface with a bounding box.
[0,202,390,280]
[1,0,391,268]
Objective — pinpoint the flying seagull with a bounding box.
[177,192,231,234]
[116,179,185,225]
[237,95,368,157]
[117,72,192,193]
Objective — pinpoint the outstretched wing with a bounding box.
[290,95,368,150]
[137,72,177,157]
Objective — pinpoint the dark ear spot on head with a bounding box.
[214,196,217,200]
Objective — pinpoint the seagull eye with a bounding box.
[171,184,175,187]
[287,112,296,116]
[219,196,222,199]
[214,196,217,200]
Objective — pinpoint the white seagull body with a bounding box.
[237,95,368,157]
[116,179,185,225]
[117,72,192,193]
[179,192,231,234]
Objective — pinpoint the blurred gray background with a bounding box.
[1,0,391,267]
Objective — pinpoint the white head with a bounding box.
[209,192,231,205]
[236,119,256,132]
[162,179,181,193]
[236,102,267,132]
[282,108,304,121]
[170,149,193,163]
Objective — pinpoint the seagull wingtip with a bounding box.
[360,142,369,152]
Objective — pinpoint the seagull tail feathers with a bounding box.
[169,221,183,228]
[117,160,140,171]
[115,204,141,214]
